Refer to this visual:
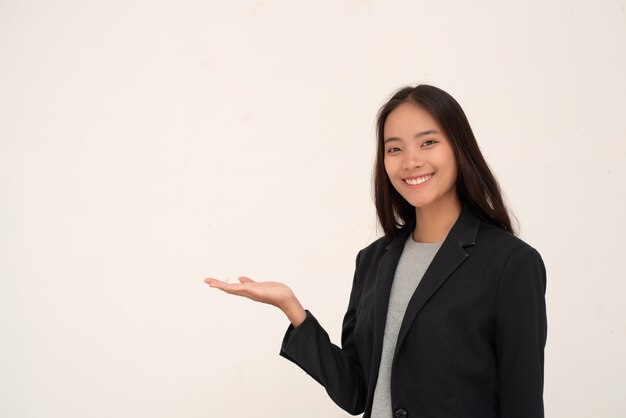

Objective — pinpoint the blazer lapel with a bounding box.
[394,203,480,356]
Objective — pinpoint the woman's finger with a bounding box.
[238,276,254,283]
[204,277,227,287]
[204,278,237,291]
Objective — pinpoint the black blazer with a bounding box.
[279,203,547,418]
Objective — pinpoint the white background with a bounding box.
[1,1,625,417]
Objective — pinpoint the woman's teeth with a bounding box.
[404,174,433,185]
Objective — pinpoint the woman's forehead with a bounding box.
[384,103,444,138]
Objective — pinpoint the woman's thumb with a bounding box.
[238,276,254,283]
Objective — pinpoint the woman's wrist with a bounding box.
[281,296,307,327]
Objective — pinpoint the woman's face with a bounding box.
[383,101,459,211]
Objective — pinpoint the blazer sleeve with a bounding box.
[278,249,367,415]
[494,245,548,418]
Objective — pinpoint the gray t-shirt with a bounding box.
[370,234,443,418]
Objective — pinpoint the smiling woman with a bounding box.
[205,84,547,418]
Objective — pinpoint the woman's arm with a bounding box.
[204,250,368,414]
[494,245,548,418]
[279,249,368,415]
[204,276,306,326]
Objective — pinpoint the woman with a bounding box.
[205,84,547,418]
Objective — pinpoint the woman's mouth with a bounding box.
[403,173,434,187]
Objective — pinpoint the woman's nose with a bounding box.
[402,149,424,170]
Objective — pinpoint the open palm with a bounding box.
[204,275,307,326]
[204,276,295,309]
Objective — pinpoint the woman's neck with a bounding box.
[412,193,462,243]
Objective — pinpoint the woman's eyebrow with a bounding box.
[384,129,440,144]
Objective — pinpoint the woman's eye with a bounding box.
[422,140,438,147]
[387,147,400,153]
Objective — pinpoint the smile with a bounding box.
[403,173,434,186]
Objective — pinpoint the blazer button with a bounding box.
[395,408,408,418]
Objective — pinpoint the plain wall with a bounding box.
[1,1,625,417]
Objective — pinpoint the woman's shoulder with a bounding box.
[355,234,391,263]
[354,216,544,267]
[475,220,544,265]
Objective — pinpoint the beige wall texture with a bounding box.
[1,0,625,417]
